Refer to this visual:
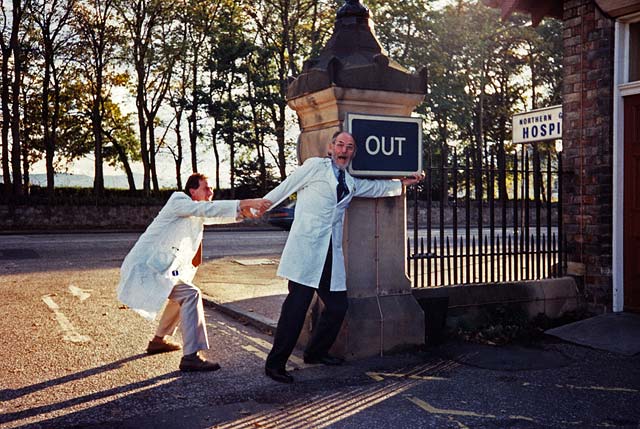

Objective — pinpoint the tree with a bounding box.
[0,0,12,193]
[242,0,333,180]
[72,0,121,195]
[244,43,276,194]
[179,0,225,174]
[31,0,76,195]
[116,0,179,192]
[7,0,29,195]
[102,99,139,190]
[166,49,188,189]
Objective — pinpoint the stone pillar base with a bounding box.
[300,293,425,360]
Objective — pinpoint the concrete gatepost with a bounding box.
[285,0,427,359]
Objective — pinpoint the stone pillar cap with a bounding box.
[286,0,427,100]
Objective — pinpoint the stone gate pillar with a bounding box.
[286,0,427,359]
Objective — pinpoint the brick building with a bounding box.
[487,0,640,313]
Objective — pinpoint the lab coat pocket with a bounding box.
[146,247,178,273]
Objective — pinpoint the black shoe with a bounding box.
[265,367,294,383]
[179,353,221,372]
[303,355,344,366]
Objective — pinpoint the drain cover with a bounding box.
[0,248,40,259]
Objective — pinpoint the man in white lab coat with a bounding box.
[117,173,271,372]
[263,131,423,383]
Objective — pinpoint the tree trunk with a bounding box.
[10,0,22,196]
[529,51,544,206]
[245,66,267,193]
[42,53,54,195]
[275,104,286,178]
[93,65,104,195]
[497,110,508,202]
[1,46,11,193]
[136,67,150,193]
[111,136,136,191]
[21,126,29,193]
[21,83,33,194]
[258,141,267,194]
[51,66,61,192]
[173,109,183,190]
[148,113,159,191]
[212,126,220,191]
[226,84,235,198]
[189,50,199,173]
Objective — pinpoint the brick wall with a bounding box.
[562,0,615,311]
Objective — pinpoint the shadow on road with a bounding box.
[0,353,185,426]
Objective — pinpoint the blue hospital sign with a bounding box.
[346,113,423,177]
[512,105,562,144]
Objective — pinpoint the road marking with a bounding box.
[406,395,535,423]
[213,321,306,368]
[366,360,459,382]
[42,295,91,343]
[241,344,268,360]
[217,379,418,429]
[366,371,447,382]
[232,258,277,266]
[407,395,493,418]
[523,381,638,393]
[561,384,638,393]
[68,285,91,301]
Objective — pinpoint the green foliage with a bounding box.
[2,0,563,198]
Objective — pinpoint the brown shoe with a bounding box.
[179,352,221,372]
[146,337,182,355]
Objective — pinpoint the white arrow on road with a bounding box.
[68,284,92,301]
[42,295,91,343]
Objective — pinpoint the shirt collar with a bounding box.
[331,161,345,179]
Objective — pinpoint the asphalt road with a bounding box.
[0,229,289,272]
[1,231,639,428]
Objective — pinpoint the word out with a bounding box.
[365,136,407,156]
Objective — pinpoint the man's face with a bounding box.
[331,132,356,170]
[190,179,214,201]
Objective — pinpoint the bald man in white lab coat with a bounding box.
[262,131,424,383]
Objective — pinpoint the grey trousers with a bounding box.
[155,283,209,355]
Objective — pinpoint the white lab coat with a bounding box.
[265,157,402,291]
[117,192,239,320]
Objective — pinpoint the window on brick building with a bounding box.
[630,22,640,82]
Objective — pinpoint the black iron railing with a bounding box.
[407,143,564,288]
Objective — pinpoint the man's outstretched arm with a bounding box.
[239,198,273,218]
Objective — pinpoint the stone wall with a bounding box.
[0,201,559,232]
[562,0,615,311]
[0,204,163,231]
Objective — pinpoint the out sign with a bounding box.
[346,113,423,178]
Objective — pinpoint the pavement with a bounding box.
[196,255,640,359]
[196,256,286,333]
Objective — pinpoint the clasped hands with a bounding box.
[239,198,273,218]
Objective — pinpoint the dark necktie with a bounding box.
[337,169,349,202]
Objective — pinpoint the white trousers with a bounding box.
[155,283,209,355]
